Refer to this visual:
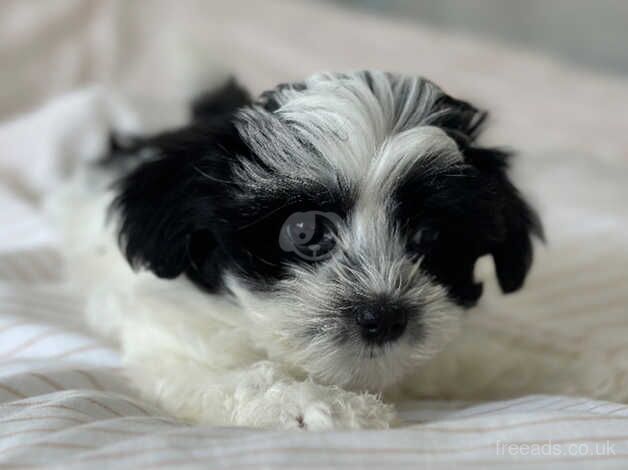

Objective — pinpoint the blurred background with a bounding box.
[333,0,628,76]
[0,0,627,160]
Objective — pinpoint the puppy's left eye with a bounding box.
[278,211,341,261]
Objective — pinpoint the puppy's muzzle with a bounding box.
[352,297,410,345]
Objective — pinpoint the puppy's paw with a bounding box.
[232,369,395,430]
[292,387,396,431]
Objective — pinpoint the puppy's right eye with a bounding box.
[278,211,341,261]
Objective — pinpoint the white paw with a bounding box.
[297,387,395,431]
[233,375,396,430]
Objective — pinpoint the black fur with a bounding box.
[109,75,542,309]
[191,77,251,121]
[110,114,348,293]
[111,120,243,283]
[396,96,543,306]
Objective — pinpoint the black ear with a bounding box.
[190,77,251,122]
[430,94,487,148]
[466,147,544,293]
[112,156,193,278]
[111,127,221,279]
[109,79,251,280]
[433,94,544,294]
[110,126,248,283]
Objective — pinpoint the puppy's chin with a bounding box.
[225,274,463,392]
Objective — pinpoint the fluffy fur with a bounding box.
[50,71,619,430]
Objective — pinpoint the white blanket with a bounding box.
[0,88,627,470]
[1,1,628,468]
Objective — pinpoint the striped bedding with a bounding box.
[0,94,627,470]
[2,281,628,469]
[1,1,628,468]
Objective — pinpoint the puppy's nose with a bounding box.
[355,302,408,345]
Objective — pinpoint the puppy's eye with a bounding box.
[278,211,341,261]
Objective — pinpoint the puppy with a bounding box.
[57,71,554,429]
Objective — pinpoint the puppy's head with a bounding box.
[112,72,543,390]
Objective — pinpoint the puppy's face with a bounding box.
[113,72,542,391]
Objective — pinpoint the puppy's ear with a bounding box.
[467,147,544,293]
[433,94,544,294]
[111,127,247,284]
[113,158,189,278]
[190,77,251,122]
[430,94,487,148]
[111,129,215,279]
[109,79,251,281]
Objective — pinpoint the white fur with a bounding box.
[228,73,466,392]
[49,176,395,429]
[48,164,628,431]
[46,72,628,430]
[235,72,454,194]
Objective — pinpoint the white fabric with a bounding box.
[1,1,628,468]
[0,91,626,470]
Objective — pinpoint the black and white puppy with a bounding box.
[64,71,544,429]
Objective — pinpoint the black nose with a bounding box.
[355,302,408,345]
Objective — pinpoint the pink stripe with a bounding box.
[0,329,61,358]
[0,381,26,398]
[83,397,125,417]
[30,372,66,391]
[0,415,88,425]
[73,369,105,391]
